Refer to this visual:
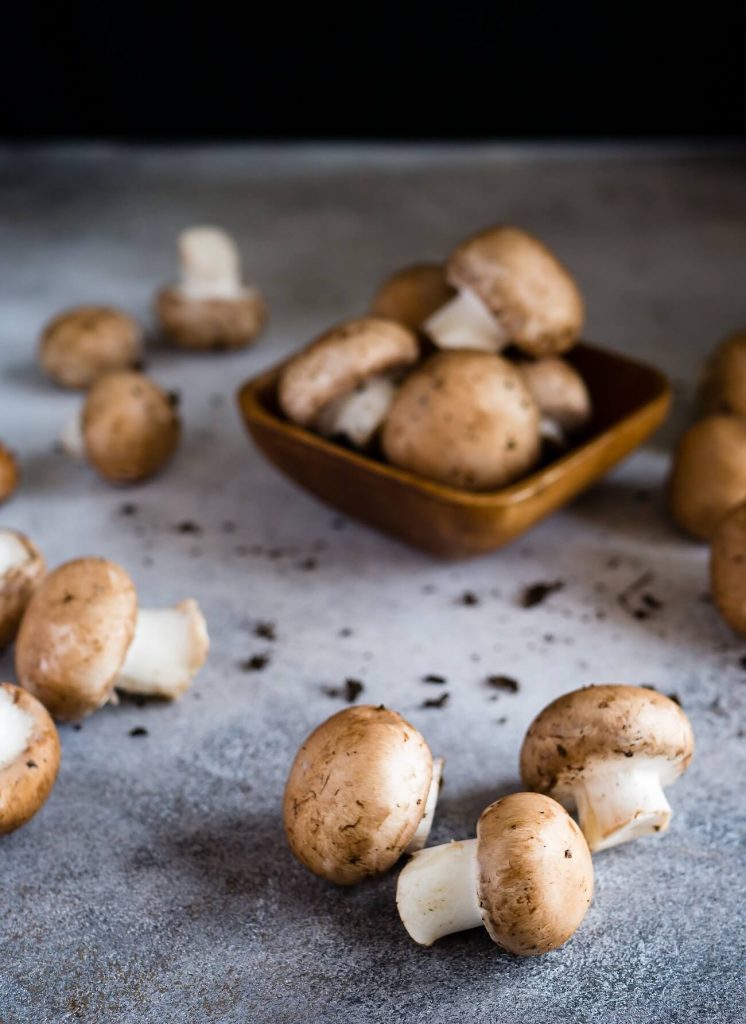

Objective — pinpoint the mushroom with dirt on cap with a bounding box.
[0,683,60,836]
[15,557,209,721]
[278,318,420,448]
[0,528,45,650]
[517,356,592,447]
[370,263,455,333]
[520,685,694,852]
[382,350,541,490]
[0,444,19,505]
[155,226,267,351]
[283,704,444,884]
[424,225,584,357]
[710,500,746,636]
[396,791,593,953]
[38,306,144,390]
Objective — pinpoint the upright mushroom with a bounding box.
[0,683,60,836]
[0,529,45,649]
[38,306,144,389]
[370,263,455,332]
[424,225,584,356]
[520,685,694,852]
[155,226,267,351]
[699,330,746,416]
[278,318,419,448]
[397,792,593,953]
[711,500,746,635]
[15,557,209,721]
[517,357,592,446]
[0,444,19,504]
[382,350,541,490]
[283,705,444,884]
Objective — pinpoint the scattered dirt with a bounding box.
[423,674,447,685]
[240,653,271,672]
[521,580,564,608]
[486,675,520,693]
[458,591,480,607]
[254,621,276,642]
[323,679,364,702]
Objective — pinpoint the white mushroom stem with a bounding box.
[59,409,84,457]
[397,838,481,946]
[116,600,209,699]
[0,688,33,770]
[315,375,398,447]
[0,530,31,577]
[539,415,568,448]
[424,287,508,353]
[178,227,243,300]
[406,756,444,853]
[572,764,672,852]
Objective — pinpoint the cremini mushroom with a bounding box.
[424,225,584,357]
[382,350,541,490]
[0,529,45,649]
[38,306,144,389]
[711,500,746,635]
[155,226,267,351]
[283,704,444,885]
[370,263,455,332]
[520,685,694,852]
[668,414,746,540]
[15,557,209,721]
[278,318,419,447]
[699,330,746,416]
[0,683,60,836]
[397,792,593,953]
[517,357,592,445]
[0,444,19,504]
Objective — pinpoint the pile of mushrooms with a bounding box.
[278,225,593,490]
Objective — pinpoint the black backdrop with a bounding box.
[2,3,744,139]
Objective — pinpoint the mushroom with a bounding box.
[283,704,444,884]
[369,263,455,332]
[424,225,584,357]
[0,444,19,504]
[0,683,60,836]
[668,414,746,540]
[396,792,593,953]
[0,529,45,649]
[38,306,144,390]
[15,557,209,721]
[155,226,267,351]
[278,318,419,448]
[699,330,746,415]
[710,500,746,635]
[63,371,181,483]
[517,357,592,446]
[381,350,541,490]
[520,685,694,852]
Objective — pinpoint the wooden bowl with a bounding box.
[237,342,671,558]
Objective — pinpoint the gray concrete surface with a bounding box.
[0,144,745,1023]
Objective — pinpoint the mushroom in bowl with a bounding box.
[370,263,455,333]
[0,529,45,650]
[0,683,60,836]
[38,306,144,390]
[0,444,19,505]
[517,356,592,447]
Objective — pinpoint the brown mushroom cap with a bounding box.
[520,685,694,799]
[155,285,267,351]
[668,414,746,540]
[382,350,541,490]
[476,792,593,955]
[0,529,46,649]
[278,318,419,428]
[370,263,456,331]
[699,330,746,416]
[446,226,584,357]
[82,371,181,484]
[0,444,19,505]
[15,557,137,721]
[711,500,746,635]
[283,704,433,885]
[517,357,592,434]
[0,683,61,835]
[38,306,143,390]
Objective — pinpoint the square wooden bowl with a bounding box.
[237,342,671,558]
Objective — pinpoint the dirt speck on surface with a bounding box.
[175,520,202,535]
[423,674,447,685]
[486,674,520,693]
[254,621,276,642]
[521,581,564,608]
[240,653,271,672]
[323,679,364,703]
[129,726,148,737]
[422,692,449,709]
[457,591,480,607]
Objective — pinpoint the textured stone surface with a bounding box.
[0,145,745,1023]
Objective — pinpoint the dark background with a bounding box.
[2,3,744,140]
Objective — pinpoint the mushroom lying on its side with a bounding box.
[520,685,694,852]
[0,444,19,505]
[699,330,746,416]
[397,792,593,953]
[38,306,144,390]
[15,557,209,721]
[0,683,60,836]
[0,529,45,649]
[424,225,584,357]
[278,318,419,448]
[382,350,541,490]
[156,226,267,351]
[711,501,746,636]
[369,263,455,332]
[517,357,592,446]
[284,705,444,884]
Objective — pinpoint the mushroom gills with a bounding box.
[0,688,33,770]
[405,756,444,853]
[0,530,32,576]
[397,838,481,946]
[179,227,243,301]
[116,600,209,699]
[572,763,672,852]
[315,374,398,447]
[424,287,507,353]
[59,410,85,457]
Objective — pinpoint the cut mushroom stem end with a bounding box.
[573,764,672,852]
[117,599,209,699]
[424,288,507,353]
[406,756,444,853]
[397,838,481,946]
